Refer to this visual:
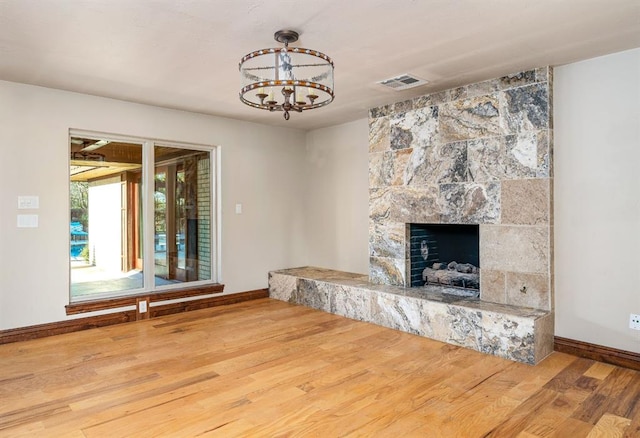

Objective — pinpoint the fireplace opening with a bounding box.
[409,224,479,293]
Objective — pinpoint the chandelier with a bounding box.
[239,30,334,120]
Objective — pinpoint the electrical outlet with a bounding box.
[136,297,150,321]
[630,314,640,330]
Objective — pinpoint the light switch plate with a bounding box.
[18,196,39,209]
[17,214,38,228]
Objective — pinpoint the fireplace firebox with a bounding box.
[409,224,480,293]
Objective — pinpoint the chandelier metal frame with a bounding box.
[239,30,335,120]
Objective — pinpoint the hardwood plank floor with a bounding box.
[1,298,639,437]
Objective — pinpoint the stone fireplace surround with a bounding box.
[269,68,554,364]
[369,67,553,312]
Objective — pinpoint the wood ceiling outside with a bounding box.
[70,139,142,182]
[69,138,203,182]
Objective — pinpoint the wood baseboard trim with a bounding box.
[0,311,137,345]
[0,289,268,345]
[554,336,640,371]
[150,289,269,318]
[66,283,225,315]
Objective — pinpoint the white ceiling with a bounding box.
[0,0,639,131]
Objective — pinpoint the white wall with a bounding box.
[554,48,640,352]
[304,119,370,274]
[0,80,308,330]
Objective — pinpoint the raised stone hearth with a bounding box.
[269,267,553,364]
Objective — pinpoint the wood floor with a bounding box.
[1,299,639,437]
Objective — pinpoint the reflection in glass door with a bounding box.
[154,145,211,286]
[154,169,168,279]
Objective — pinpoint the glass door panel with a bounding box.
[154,145,211,287]
[70,137,144,299]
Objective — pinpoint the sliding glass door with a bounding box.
[70,133,215,301]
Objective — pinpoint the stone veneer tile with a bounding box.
[369,105,390,119]
[405,141,467,186]
[498,70,538,90]
[369,116,390,152]
[390,106,439,150]
[369,149,412,188]
[370,186,441,224]
[273,267,369,283]
[449,87,467,101]
[413,90,450,109]
[540,129,553,177]
[502,178,550,225]
[506,272,550,310]
[390,122,411,151]
[426,304,482,349]
[546,70,554,130]
[480,269,506,304]
[438,182,501,224]
[369,256,405,286]
[467,137,507,182]
[462,78,501,99]
[412,95,432,110]
[534,312,555,363]
[296,279,331,312]
[369,221,405,259]
[549,224,555,311]
[468,131,550,182]
[394,185,441,223]
[369,188,390,222]
[368,152,385,188]
[504,131,541,178]
[392,149,414,185]
[481,312,535,364]
[371,292,425,335]
[535,67,552,84]
[439,95,501,143]
[500,83,549,134]
[393,99,413,115]
[332,285,372,322]
[268,272,297,302]
[480,225,549,273]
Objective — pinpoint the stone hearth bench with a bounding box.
[269,267,553,365]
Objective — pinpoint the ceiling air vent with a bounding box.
[377,74,428,91]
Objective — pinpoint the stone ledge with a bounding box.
[269,266,554,365]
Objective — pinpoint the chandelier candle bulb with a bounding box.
[296,89,305,104]
[239,29,334,120]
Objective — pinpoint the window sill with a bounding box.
[65,283,225,315]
